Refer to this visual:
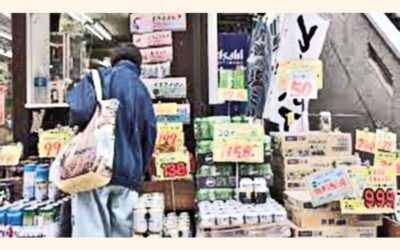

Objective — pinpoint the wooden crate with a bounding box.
[197,222,291,238]
[379,216,400,237]
[141,180,195,211]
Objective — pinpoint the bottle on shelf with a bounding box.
[33,67,48,104]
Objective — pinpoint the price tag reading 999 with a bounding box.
[155,151,190,180]
[38,128,72,158]
[341,167,397,214]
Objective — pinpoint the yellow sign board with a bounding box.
[155,151,190,180]
[154,103,178,116]
[38,127,73,158]
[0,143,23,166]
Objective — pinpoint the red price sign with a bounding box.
[156,122,184,151]
[213,141,263,163]
[160,162,188,179]
[287,71,318,99]
[363,188,395,209]
[155,151,190,180]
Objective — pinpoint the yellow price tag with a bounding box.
[155,151,190,180]
[38,127,73,158]
[375,129,397,153]
[355,130,376,153]
[213,140,264,163]
[374,151,396,167]
[278,59,323,90]
[156,122,184,152]
[0,143,23,166]
[213,123,264,143]
[154,103,178,116]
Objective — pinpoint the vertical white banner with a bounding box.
[264,13,330,132]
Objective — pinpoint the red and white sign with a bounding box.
[133,31,173,48]
[140,46,173,64]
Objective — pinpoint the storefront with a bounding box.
[1,13,400,238]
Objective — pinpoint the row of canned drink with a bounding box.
[163,212,191,238]
[133,193,164,234]
[198,199,288,228]
[0,196,70,237]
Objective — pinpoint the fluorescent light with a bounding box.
[92,22,112,41]
[67,13,93,24]
[85,24,104,40]
[0,31,11,41]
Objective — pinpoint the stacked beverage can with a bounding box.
[23,164,36,200]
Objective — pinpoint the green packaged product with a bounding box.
[214,189,235,201]
[196,140,213,155]
[196,189,212,201]
[233,67,245,89]
[194,118,203,140]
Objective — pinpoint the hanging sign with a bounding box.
[140,46,173,64]
[133,31,172,48]
[374,151,397,167]
[375,129,397,153]
[38,127,73,158]
[305,167,353,207]
[341,167,397,214]
[154,102,178,116]
[217,33,249,103]
[213,123,264,163]
[142,77,186,99]
[156,122,184,152]
[130,13,186,33]
[0,143,23,166]
[355,130,376,154]
[264,13,330,132]
[155,151,190,180]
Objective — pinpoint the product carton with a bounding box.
[291,224,377,238]
[271,131,352,157]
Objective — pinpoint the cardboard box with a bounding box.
[379,216,400,237]
[272,155,359,191]
[284,191,341,212]
[271,131,352,157]
[291,224,377,238]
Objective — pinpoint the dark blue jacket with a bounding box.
[66,60,157,192]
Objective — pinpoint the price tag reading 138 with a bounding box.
[155,151,190,180]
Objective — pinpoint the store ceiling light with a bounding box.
[85,24,104,40]
[92,22,112,41]
[0,31,12,41]
[67,13,93,24]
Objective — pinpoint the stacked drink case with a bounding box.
[133,193,165,237]
[163,212,192,237]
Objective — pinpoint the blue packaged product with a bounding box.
[6,205,24,226]
[23,164,37,200]
[35,164,49,201]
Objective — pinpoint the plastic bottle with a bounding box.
[33,67,48,104]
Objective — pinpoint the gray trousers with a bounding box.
[71,185,138,238]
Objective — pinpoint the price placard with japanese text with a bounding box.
[154,103,178,116]
[213,123,264,143]
[38,127,72,158]
[355,130,376,154]
[0,143,23,166]
[341,167,397,214]
[156,122,184,152]
[375,129,397,153]
[155,151,190,180]
[213,140,264,163]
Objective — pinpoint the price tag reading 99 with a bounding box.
[38,128,72,158]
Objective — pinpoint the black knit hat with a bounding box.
[111,43,142,67]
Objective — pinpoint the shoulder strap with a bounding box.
[91,69,103,102]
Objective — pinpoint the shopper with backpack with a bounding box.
[65,44,157,237]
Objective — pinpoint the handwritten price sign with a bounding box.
[355,130,376,153]
[0,143,23,166]
[213,123,264,143]
[306,167,353,207]
[213,141,264,163]
[287,71,318,99]
[341,166,397,214]
[155,151,190,180]
[278,60,323,90]
[156,122,184,151]
[375,129,397,153]
[374,151,396,167]
[38,128,72,158]
[218,88,248,102]
[154,103,178,116]
[142,77,186,99]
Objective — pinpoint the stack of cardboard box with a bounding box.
[270,131,358,202]
[285,191,381,237]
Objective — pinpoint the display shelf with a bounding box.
[24,103,69,109]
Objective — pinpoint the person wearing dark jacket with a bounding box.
[66,44,157,237]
